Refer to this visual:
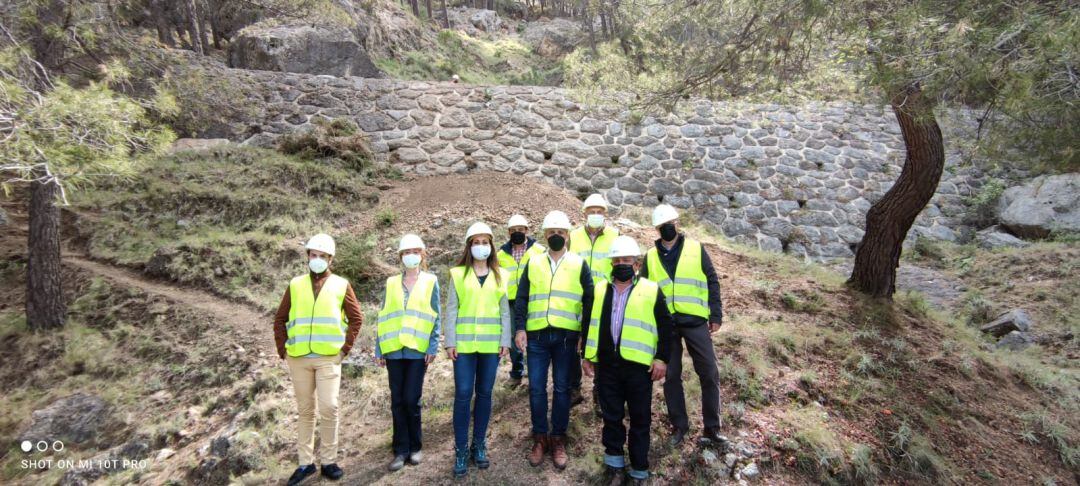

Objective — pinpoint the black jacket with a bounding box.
[582,280,675,367]
[512,254,594,333]
[639,233,724,327]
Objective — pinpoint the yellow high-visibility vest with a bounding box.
[450,266,508,354]
[286,273,350,357]
[645,239,709,319]
[497,243,546,300]
[377,272,438,354]
[569,226,619,283]
[526,253,585,331]
[584,278,660,366]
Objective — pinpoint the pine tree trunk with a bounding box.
[410,0,420,17]
[847,84,945,298]
[26,174,66,330]
[425,0,433,21]
[441,0,449,27]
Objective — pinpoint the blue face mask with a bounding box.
[402,253,422,269]
[471,244,492,260]
[309,257,329,274]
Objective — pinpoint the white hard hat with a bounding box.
[541,210,572,230]
[652,204,680,227]
[507,214,530,228]
[608,235,641,258]
[305,233,336,256]
[582,193,608,211]
[465,222,494,241]
[398,233,426,252]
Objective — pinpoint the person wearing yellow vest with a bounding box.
[512,210,594,470]
[581,235,674,486]
[496,214,545,387]
[273,233,364,486]
[444,222,512,478]
[641,204,726,448]
[376,234,442,472]
[567,193,620,409]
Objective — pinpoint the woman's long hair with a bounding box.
[456,235,502,287]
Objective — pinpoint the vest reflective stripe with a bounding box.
[569,226,619,284]
[377,272,438,354]
[286,274,349,357]
[451,266,508,354]
[526,253,585,331]
[584,279,660,366]
[646,239,710,319]
[497,244,546,300]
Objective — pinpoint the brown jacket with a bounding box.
[273,270,363,359]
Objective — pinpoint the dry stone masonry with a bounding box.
[219,67,989,259]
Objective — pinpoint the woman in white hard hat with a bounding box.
[444,222,511,478]
[495,214,545,387]
[274,233,364,485]
[375,234,442,472]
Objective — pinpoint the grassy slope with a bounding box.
[0,150,1076,484]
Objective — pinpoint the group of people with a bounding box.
[273,194,725,486]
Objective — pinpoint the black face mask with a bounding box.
[611,264,635,282]
[659,223,678,241]
[547,234,566,251]
[510,231,526,245]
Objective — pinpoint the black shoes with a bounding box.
[287,464,317,486]
[700,428,730,449]
[669,428,688,446]
[320,463,344,480]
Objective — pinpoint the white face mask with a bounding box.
[587,214,605,228]
[402,253,422,269]
[471,244,492,260]
[308,257,329,274]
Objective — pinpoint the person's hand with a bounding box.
[499,346,509,358]
[376,357,386,367]
[446,347,458,361]
[425,353,436,365]
[582,359,594,377]
[648,360,667,381]
[515,331,527,353]
[708,322,721,334]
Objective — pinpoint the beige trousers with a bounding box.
[287,353,342,465]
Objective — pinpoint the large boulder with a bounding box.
[19,393,111,445]
[446,8,505,36]
[980,309,1033,338]
[522,18,584,58]
[227,24,383,78]
[975,225,1030,250]
[996,173,1080,238]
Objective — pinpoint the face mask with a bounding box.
[587,214,605,228]
[402,253,422,269]
[547,234,566,251]
[471,244,492,260]
[510,231,526,245]
[659,223,678,241]
[611,264,635,282]
[308,257,329,274]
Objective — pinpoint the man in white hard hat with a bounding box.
[567,193,620,408]
[512,210,594,471]
[581,235,674,485]
[274,233,364,485]
[496,214,546,387]
[641,204,726,448]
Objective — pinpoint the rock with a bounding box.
[997,173,1080,238]
[522,19,584,58]
[975,225,1030,249]
[741,462,760,480]
[0,207,7,226]
[168,138,231,153]
[156,448,176,461]
[446,8,505,35]
[228,24,382,77]
[19,393,111,445]
[980,309,1033,337]
[996,330,1033,351]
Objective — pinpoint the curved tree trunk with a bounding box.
[26,174,66,330]
[847,84,944,299]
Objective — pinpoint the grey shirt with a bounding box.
[443,270,513,349]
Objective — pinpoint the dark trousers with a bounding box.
[664,323,722,431]
[386,358,426,455]
[452,352,500,450]
[508,300,526,379]
[596,359,653,472]
[526,328,577,436]
[568,335,582,390]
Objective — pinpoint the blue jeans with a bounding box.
[452,352,500,450]
[526,328,578,436]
